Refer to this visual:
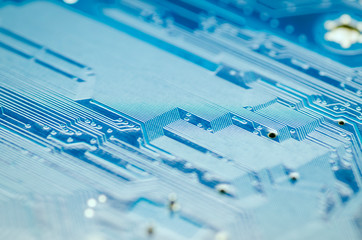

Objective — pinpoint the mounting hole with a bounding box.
[268,132,277,139]
[324,14,362,49]
[338,120,345,125]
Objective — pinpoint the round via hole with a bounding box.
[289,172,300,182]
[268,132,277,139]
[338,120,345,126]
[218,188,227,194]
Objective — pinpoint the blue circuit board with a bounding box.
[0,0,362,239]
